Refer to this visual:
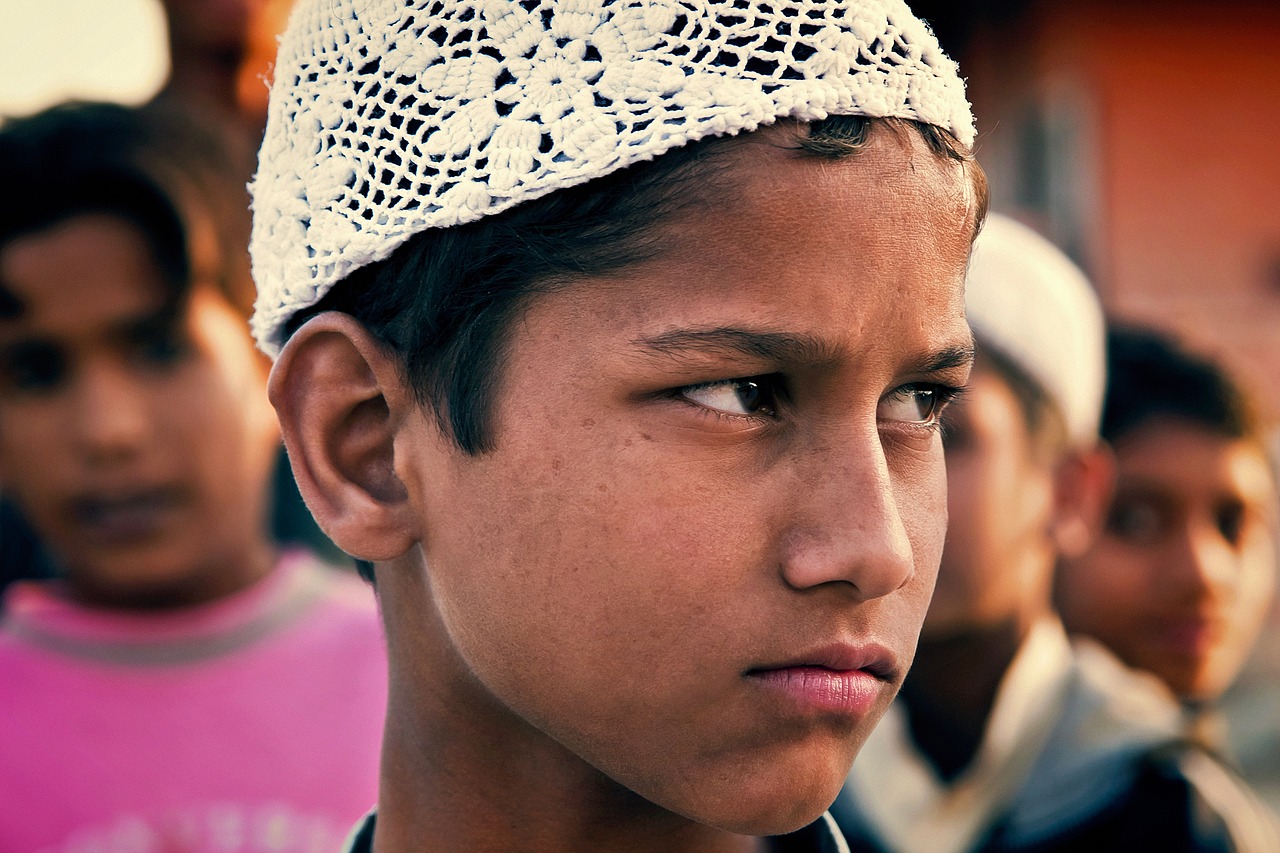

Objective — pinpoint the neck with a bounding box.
[375,708,766,853]
[898,615,1031,781]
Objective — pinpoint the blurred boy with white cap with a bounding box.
[832,214,1279,852]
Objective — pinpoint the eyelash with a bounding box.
[886,383,965,434]
[673,377,964,431]
[676,375,786,425]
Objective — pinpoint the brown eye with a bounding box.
[681,377,780,417]
[878,384,955,426]
[127,320,188,369]
[1106,498,1167,545]
[0,341,67,393]
[1216,502,1246,546]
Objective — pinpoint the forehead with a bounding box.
[579,124,975,344]
[0,214,169,339]
[1114,419,1276,505]
[668,125,972,273]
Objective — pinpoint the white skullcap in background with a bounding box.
[965,214,1106,446]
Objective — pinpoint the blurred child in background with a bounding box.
[1056,327,1276,707]
[833,215,1279,852]
[0,102,385,852]
[1055,327,1280,819]
[0,0,341,598]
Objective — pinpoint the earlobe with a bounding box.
[268,313,420,561]
[1051,445,1116,559]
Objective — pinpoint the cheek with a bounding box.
[425,421,782,724]
[1062,545,1154,636]
[156,364,277,530]
[1093,542,1159,598]
[940,448,1017,570]
[897,443,949,583]
[942,453,982,549]
[443,436,764,650]
[917,457,950,568]
[1237,531,1276,599]
[0,404,74,511]
[1070,545,1131,596]
[1222,541,1276,646]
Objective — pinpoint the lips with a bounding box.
[1151,614,1220,659]
[745,642,897,716]
[67,486,186,543]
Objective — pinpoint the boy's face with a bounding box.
[366,126,977,833]
[1057,419,1276,700]
[0,214,279,607]
[925,364,1058,637]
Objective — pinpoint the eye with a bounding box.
[0,341,67,393]
[1106,497,1168,545]
[1216,501,1246,546]
[680,376,781,417]
[126,320,188,370]
[878,383,957,426]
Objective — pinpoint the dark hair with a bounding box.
[292,116,988,456]
[0,101,255,321]
[1102,326,1260,445]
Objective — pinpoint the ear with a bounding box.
[268,312,420,561]
[1050,443,1116,559]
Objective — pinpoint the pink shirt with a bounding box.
[0,553,386,853]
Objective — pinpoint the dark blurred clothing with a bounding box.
[339,810,855,853]
[833,620,1280,853]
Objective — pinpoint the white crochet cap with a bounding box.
[250,0,976,354]
[965,215,1106,446]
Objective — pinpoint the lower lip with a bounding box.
[1156,621,1216,657]
[746,666,883,716]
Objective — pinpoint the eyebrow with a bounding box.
[632,328,839,366]
[900,344,976,376]
[633,327,975,375]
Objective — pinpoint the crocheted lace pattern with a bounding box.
[251,0,974,353]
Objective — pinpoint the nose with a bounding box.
[778,427,917,601]
[70,359,152,464]
[1169,519,1237,601]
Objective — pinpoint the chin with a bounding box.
[668,745,856,837]
[68,559,208,608]
[698,786,840,837]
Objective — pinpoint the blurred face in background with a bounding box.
[0,213,280,608]
[924,362,1059,638]
[1056,417,1277,701]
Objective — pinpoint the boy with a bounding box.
[0,103,386,852]
[832,215,1278,851]
[1056,328,1277,705]
[252,0,984,849]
